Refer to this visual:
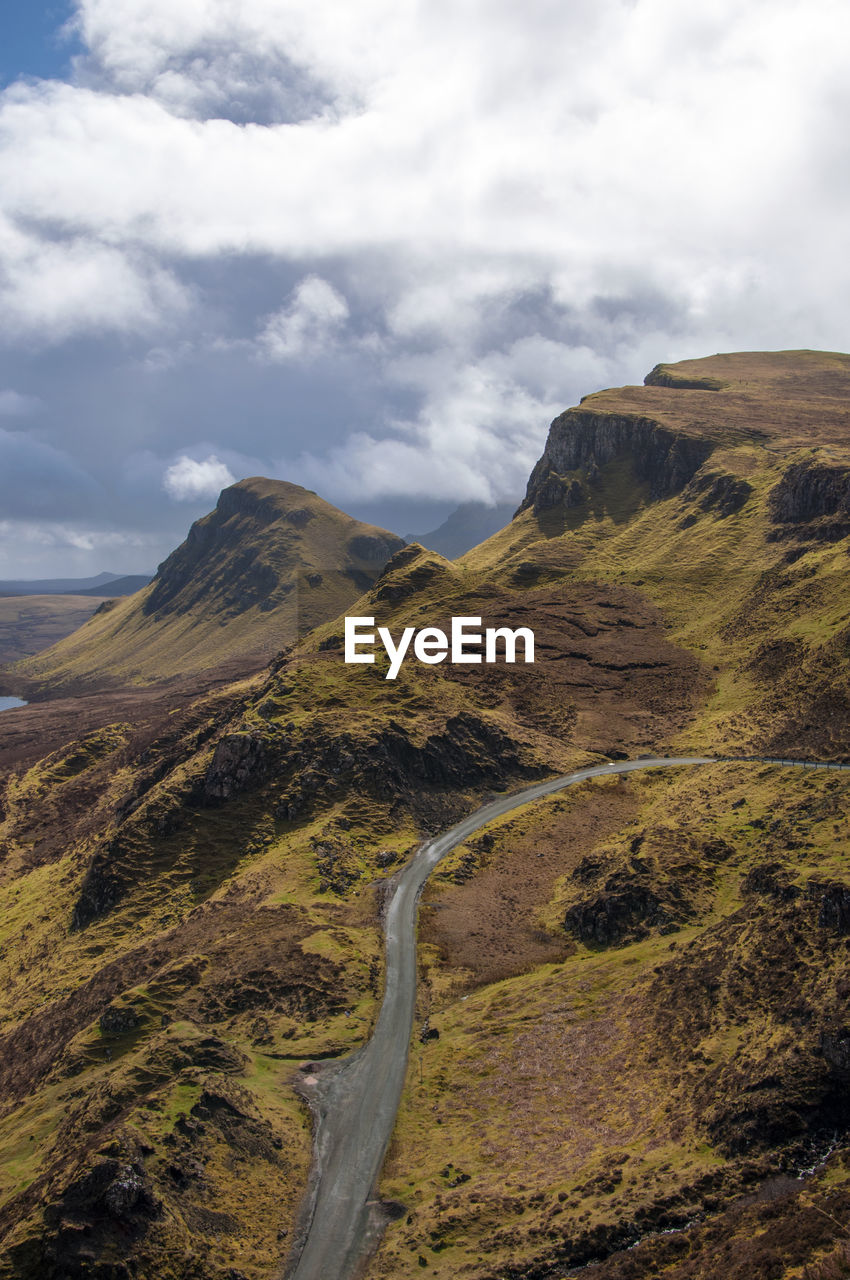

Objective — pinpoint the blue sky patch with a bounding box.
[0,1,79,88]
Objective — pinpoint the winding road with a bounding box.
[284,754,850,1280]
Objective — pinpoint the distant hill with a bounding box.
[0,595,108,667]
[0,572,150,597]
[74,575,152,597]
[5,353,850,1280]
[19,477,404,689]
[406,500,519,558]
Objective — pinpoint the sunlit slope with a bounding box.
[463,350,850,758]
[368,352,850,1278]
[2,352,850,1280]
[580,348,850,450]
[0,596,107,666]
[18,478,404,690]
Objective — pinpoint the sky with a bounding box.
[1,0,849,577]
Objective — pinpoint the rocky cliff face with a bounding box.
[768,460,850,542]
[520,410,715,515]
[145,478,404,619]
[518,351,850,523]
[643,363,727,391]
[19,477,406,686]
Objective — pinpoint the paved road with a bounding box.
[283,754,849,1280]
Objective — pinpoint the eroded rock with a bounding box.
[521,410,713,515]
[203,732,268,803]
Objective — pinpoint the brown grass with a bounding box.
[586,349,850,456]
[0,595,105,666]
[420,781,638,987]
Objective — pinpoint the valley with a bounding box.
[0,596,109,669]
[0,350,848,1280]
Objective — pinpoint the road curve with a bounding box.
[283,754,849,1280]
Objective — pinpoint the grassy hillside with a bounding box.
[585,348,850,451]
[16,478,404,691]
[466,350,850,758]
[0,596,108,668]
[369,350,850,1278]
[1,351,849,1279]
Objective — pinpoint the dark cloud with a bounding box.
[0,0,848,572]
[0,427,102,518]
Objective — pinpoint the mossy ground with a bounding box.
[375,764,850,1278]
[1,353,849,1277]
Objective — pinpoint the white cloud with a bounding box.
[0,212,190,343]
[257,275,349,361]
[1,0,850,544]
[0,1,844,275]
[295,337,598,505]
[0,518,159,576]
[0,520,155,550]
[0,3,846,316]
[163,453,235,501]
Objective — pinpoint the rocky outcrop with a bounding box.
[98,1004,142,1035]
[820,1027,850,1078]
[807,879,850,934]
[198,962,346,1023]
[71,839,128,929]
[7,1158,163,1279]
[561,833,731,948]
[203,732,268,803]
[740,862,799,903]
[67,1159,159,1222]
[520,410,714,515]
[683,470,753,518]
[529,475,585,513]
[275,711,532,826]
[644,364,726,391]
[563,876,674,946]
[768,461,850,542]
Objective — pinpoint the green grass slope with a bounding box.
[16,478,404,691]
[0,596,108,667]
[1,351,849,1280]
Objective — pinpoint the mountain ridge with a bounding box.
[0,573,150,598]
[521,349,850,522]
[1,350,849,1280]
[14,477,405,691]
[406,500,520,559]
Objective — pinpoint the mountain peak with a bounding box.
[521,349,850,519]
[215,475,317,512]
[20,479,405,690]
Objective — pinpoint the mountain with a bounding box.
[15,477,405,691]
[406,499,520,558]
[0,572,135,597]
[521,347,850,517]
[465,348,850,760]
[0,596,109,667]
[74,575,152,598]
[1,352,850,1280]
[0,579,154,672]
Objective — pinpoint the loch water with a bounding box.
[0,697,27,712]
